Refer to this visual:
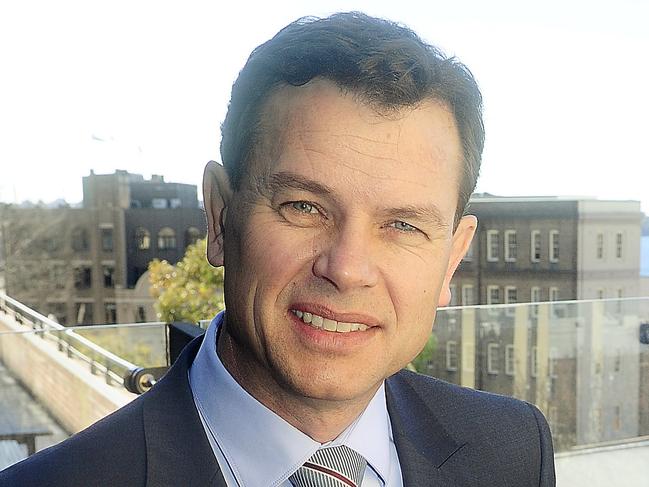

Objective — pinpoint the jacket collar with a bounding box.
[142,336,227,487]
[140,334,467,486]
[386,371,467,486]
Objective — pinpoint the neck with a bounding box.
[217,324,379,443]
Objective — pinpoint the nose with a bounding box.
[312,221,379,292]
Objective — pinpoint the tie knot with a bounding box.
[290,445,367,487]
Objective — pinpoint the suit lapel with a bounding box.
[386,371,467,486]
[142,336,227,487]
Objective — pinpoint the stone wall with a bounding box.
[0,313,135,434]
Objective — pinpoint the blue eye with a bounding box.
[390,221,418,232]
[290,201,318,214]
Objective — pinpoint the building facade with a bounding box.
[452,196,643,307]
[431,196,646,450]
[0,170,206,325]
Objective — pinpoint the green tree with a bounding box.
[149,238,224,323]
[408,333,438,374]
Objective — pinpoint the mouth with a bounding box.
[290,309,370,333]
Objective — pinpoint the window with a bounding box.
[185,226,202,248]
[50,264,67,290]
[614,348,621,373]
[39,237,60,252]
[135,227,151,250]
[597,288,605,299]
[463,241,474,261]
[531,230,541,262]
[549,230,559,262]
[531,287,541,318]
[75,302,94,325]
[71,227,89,251]
[549,347,559,378]
[157,227,177,250]
[487,230,500,262]
[487,285,500,305]
[103,265,115,288]
[461,284,474,306]
[616,288,623,314]
[549,287,560,317]
[616,232,623,259]
[446,341,458,371]
[152,198,168,209]
[170,198,182,209]
[505,344,515,376]
[449,284,458,306]
[531,346,538,377]
[504,230,517,262]
[104,303,117,323]
[135,306,147,323]
[596,233,604,259]
[549,287,559,302]
[487,343,500,374]
[101,228,114,252]
[505,286,517,316]
[74,266,92,290]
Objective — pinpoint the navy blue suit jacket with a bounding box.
[0,336,555,486]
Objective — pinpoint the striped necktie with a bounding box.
[290,445,367,487]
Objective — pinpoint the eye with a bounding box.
[388,220,419,233]
[289,201,319,214]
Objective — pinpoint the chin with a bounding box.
[279,366,383,403]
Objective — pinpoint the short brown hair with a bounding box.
[221,12,484,225]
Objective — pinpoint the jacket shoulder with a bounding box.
[387,370,556,486]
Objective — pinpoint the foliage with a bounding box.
[148,238,224,323]
[408,333,438,374]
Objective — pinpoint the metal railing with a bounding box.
[0,293,145,390]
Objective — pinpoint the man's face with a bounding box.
[216,80,475,406]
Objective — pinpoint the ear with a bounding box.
[203,161,232,267]
[438,215,477,307]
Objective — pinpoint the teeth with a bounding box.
[323,318,337,331]
[336,322,351,333]
[291,310,369,333]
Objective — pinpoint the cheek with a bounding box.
[385,250,449,322]
[241,222,318,287]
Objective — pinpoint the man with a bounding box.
[0,12,555,486]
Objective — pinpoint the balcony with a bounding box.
[1,292,648,485]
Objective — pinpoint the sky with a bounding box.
[1,0,648,212]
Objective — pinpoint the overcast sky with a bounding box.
[1,0,647,212]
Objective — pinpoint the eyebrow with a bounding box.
[266,171,450,229]
[266,171,334,196]
[382,205,451,230]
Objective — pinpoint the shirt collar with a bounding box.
[189,312,392,486]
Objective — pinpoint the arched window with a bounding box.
[185,227,201,248]
[157,227,177,250]
[135,227,151,250]
[71,227,89,251]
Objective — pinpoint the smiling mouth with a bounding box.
[290,309,370,333]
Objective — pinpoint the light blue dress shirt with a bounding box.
[188,312,403,487]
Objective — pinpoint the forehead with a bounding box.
[255,80,462,215]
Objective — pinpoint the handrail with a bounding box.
[0,292,139,389]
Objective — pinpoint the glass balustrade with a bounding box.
[1,297,648,484]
